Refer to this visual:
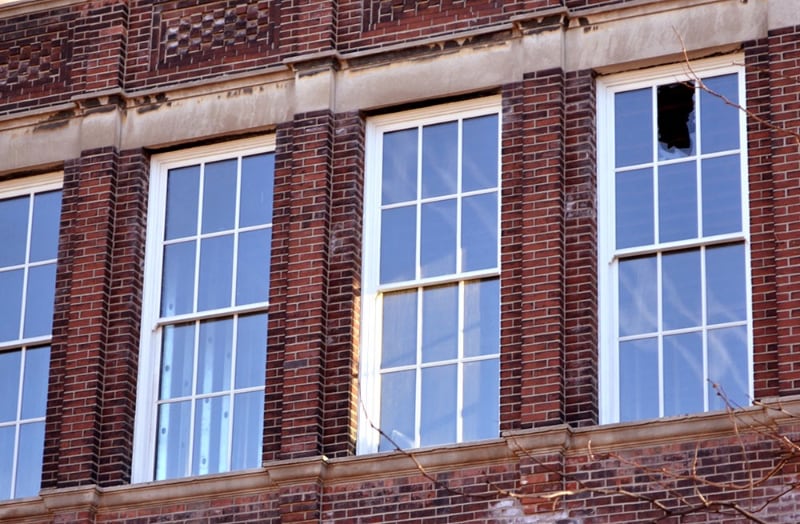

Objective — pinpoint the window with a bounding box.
[0,173,61,500]
[598,57,752,423]
[133,137,274,481]
[359,97,501,453]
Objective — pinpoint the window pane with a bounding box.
[618,256,657,336]
[231,391,263,470]
[381,290,417,369]
[29,191,61,262]
[701,74,740,153]
[0,426,13,499]
[420,199,456,278]
[702,155,741,236]
[706,244,747,324]
[464,279,499,358]
[240,153,274,228]
[615,88,652,167]
[461,192,497,272]
[165,165,200,241]
[23,263,56,339]
[379,370,415,451]
[662,250,702,330]
[192,395,230,476]
[198,235,233,311]
[161,241,196,317]
[658,161,697,243]
[201,159,237,234]
[462,115,498,192]
[197,318,233,394]
[20,346,49,419]
[160,323,195,400]
[0,350,21,422]
[382,128,418,205]
[236,229,271,306]
[462,359,499,441]
[0,270,23,342]
[0,195,28,267]
[380,206,415,284]
[619,338,658,422]
[657,83,696,160]
[420,365,456,447]
[15,422,44,498]
[708,326,749,410]
[235,313,268,389]
[616,168,654,249]
[421,284,457,363]
[155,400,191,480]
[421,122,457,198]
[663,332,703,417]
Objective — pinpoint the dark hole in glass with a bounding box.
[657,83,695,154]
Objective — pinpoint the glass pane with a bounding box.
[380,206,415,284]
[0,426,13,499]
[464,279,499,357]
[421,284,457,363]
[0,350,21,422]
[420,365,456,447]
[192,395,230,476]
[231,391,263,470]
[20,346,50,419]
[659,161,697,243]
[616,168,654,249]
[201,159,237,234]
[15,421,44,498]
[461,192,497,272]
[0,269,23,342]
[160,323,195,400]
[155,400,191,480]
[663,332,704,417]
[197,318,233,394]
[0,195,28,267]
[701,74,740,154]
[462,114,498,192]
[618,256,657,336]
[619,338,658,422]
[29,191,61,262]
[165,165,200,241]
[708,326,749,410]
[420,199,456,278]
[702,155,741,236]
[421,121,457,198]
[381,290,417,369]
[662,250,702,330]
[236,229,271,306]
[235,313,268,389]
[379,370,415,451]
[240,153,274,228]
[161,241,196,317]
[382,128,418,205]
[462,359,499,441]
[23,263,56,339]
[198,235,234,311]
[706,244,747,324]
[657,83,696,160]
[615,88,652,167]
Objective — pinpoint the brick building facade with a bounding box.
[1,0,799,522]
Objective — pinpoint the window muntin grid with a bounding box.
[600,63,752,423]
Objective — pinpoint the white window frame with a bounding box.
[132,136,275,482]
[0,171,62,500]
[597,55,753,424]
[358,96,502,454]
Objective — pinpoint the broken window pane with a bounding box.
[657,83,695,160]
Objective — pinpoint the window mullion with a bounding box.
[701,245,709,411]
[414,286,423,448]
[187,321,201,477]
